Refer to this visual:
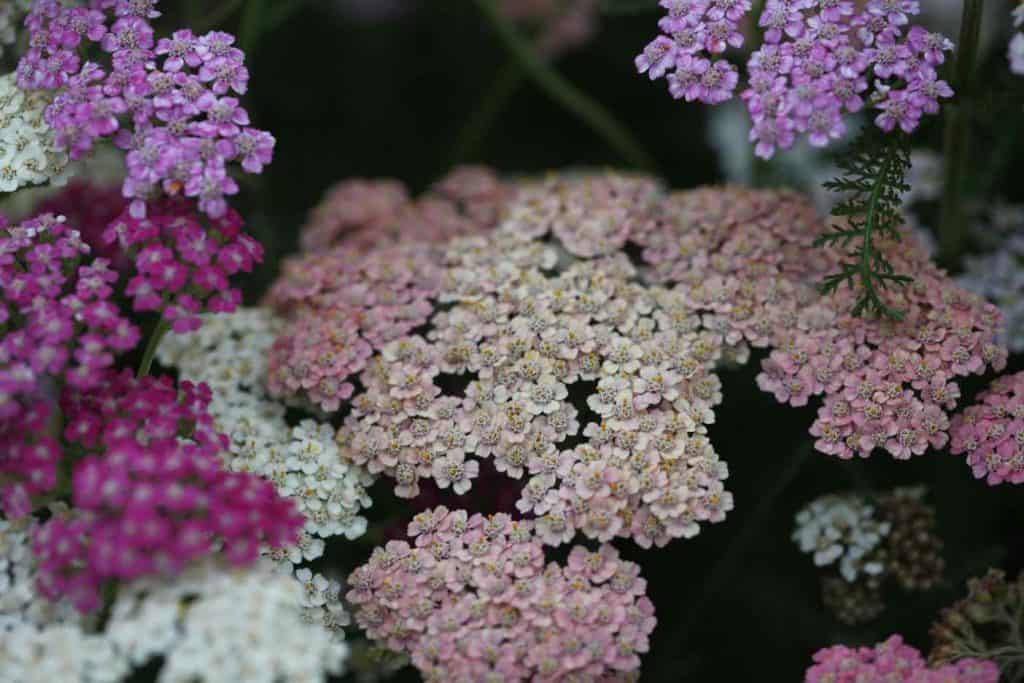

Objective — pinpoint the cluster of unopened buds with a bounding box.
[16,0,274,217]
[637,0,955,157]
[793,487,944,624]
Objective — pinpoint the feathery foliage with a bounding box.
[814,129,913,320]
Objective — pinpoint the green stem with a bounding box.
[649,441,813,678]
[195,0,246,32]
[239,0,267,56]
[937,0,985,269]
[137,319,171,378]
[471,0,656,172]
[450,60,527,166]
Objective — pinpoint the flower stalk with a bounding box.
[938,0,985,269]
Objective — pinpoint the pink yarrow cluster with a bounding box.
[347,506,656,682]
[104,198,263,333]
[632,186,1006,462]
[805,635,998,683]
[950,370,1024,486]
[32,371,303,612]
[266,242,440,411]
[636,0,954,157]
[1,214,139,419]
[298,166,511,253]
[16,0,274,217]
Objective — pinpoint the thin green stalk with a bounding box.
[937,0,985,269]
[471,0,656,171]
[137,319,171,378]
[239,0,267,56]
[649,441,813,678]
[451,60,527,165]
[195,0,246,32]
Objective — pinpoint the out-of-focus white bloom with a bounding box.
[0,623,127,683]
[106,561,349,683]
[0,73,69,193]
[904,150,943,205]
[959,234,1024,353]
[1,516,85,632]
[158,309,375,545]
[793,493,891,583]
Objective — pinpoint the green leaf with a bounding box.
[816,128,913,320]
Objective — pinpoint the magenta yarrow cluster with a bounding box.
[347,506,655,682]
[950,370,1024,486]
[32,371,303,613]
[805,635,998,683]
[33,179,129,265]
[17,0,274,217]
[0,401,60,519]
[0,213,138,420]
[104,198,262,333]
[637,0,954,157]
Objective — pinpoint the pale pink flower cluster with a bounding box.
[949,370,1024,486]
[805,635,998,683]
[346,506,655,682]
[632,186,1007,461]
[332,174,733,547]
[299,166,511,253]
[499,0,601,57]
[265,242,441,412]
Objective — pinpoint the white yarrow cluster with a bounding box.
[792,493,890,582]
[0,72,69,193]
[106,561,349,683]
[158,308,375,546]
[959,214,1024,353]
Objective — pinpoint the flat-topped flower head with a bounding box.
[806,635,998,683]
[348,506,655,681]
[950,370,1024,486]
[31,371,303,612]
[637,0,954,156]
[16,0,273,217]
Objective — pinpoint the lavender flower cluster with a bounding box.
[16,0,274,217]
[637,0,955,157]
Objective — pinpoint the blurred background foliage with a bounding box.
[166,1,1024,680]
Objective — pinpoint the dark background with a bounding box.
[188,1,1024,680]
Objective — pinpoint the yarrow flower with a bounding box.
[299,165,511,252]
[805,635,998,683]
[16,0,274,217]
[317,173,736,548]
[1,213,138,420]
[103,197,263,333]
[157,309,375,546]
[32,180,129,265]
[103,560,349,683]
[499,0,601,57]
[950,370,1024,486]
[633,186,1006,462]
[1010,4,1024,75]
[0,73,69,192]
[347,506,656,682]
[32,371,303,612]
[793,492,890,582]
[794,487,944,624]
[637,0,955,157]
[958,204,1024,352]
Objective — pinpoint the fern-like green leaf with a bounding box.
[814,128,912,320]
